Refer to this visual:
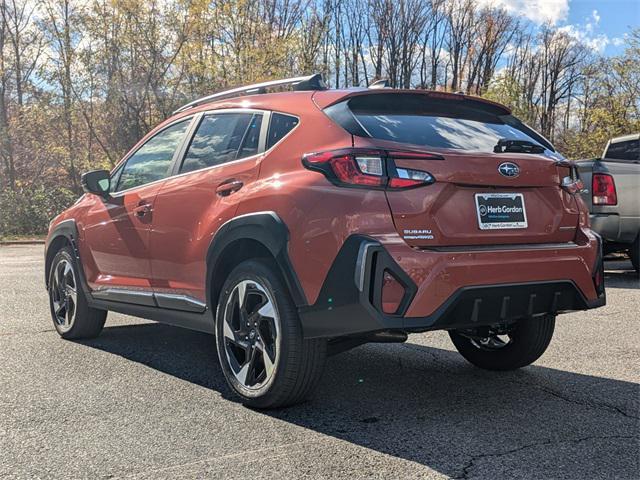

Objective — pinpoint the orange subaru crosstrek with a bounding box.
[45,74,605,408]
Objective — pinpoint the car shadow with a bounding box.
[79,323,639,478]
[604,259,639,289]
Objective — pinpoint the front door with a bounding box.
[80,118,192,293]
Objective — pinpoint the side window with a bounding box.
[267,113,299,149]
[180,113,263,174]
[116,120,190,192]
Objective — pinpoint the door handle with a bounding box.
[216,179,243,197]
[133,203,151,217]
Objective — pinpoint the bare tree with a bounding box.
[464,6,517,94]
[445,0,474,91]
[538,27,588,138]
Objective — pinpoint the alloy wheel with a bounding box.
[222,280,281,390]
[50,258,78,333]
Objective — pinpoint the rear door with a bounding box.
[344,93,580,247]
[148,110,268,305]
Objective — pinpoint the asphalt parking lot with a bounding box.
[0,244,638,479]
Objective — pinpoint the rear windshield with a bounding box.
[333,93,551,153]
[605,139,639,161]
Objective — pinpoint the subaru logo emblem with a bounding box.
[498,162,520,178]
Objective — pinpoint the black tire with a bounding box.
[449,315,555,371]
[48,247,107,339]
[629,236,639,275]
[215,259,326,409]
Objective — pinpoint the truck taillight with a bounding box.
[592,173,617,205]
[302,148,437,190]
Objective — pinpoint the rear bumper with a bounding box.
[299,233,605,339]
[590,213,640,244]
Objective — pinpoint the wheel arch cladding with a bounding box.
[44,219,78,288]
[206,212,308,313]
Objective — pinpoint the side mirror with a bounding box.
[81,170,111,198]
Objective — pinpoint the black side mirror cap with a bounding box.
[81,170,111,198]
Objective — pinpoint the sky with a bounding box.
[475,0,638,55]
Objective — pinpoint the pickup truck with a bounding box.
[576,133,640,274]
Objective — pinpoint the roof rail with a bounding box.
[368,79,390,89]
[173,73,327,114]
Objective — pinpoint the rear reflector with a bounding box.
[592,173,617,205]
[381,270,405,314]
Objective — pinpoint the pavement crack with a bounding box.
[453,434,637,479]
[513,378,639,421]
[399,343,639,421]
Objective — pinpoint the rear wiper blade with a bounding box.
[494,139,545,154]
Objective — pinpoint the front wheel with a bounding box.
[449,315,555,371]
[215,259,326,408]
[48,247,107,339]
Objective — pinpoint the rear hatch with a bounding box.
[323,91,580,247]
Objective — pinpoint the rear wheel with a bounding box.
[48,247,107,339]
[449,315,555,371]
[215,259,326,408]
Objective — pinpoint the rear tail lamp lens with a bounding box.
[355,156,384,176]
[303,150,385,187]
[592,173,617,205]
[381,270,405,314]
[389,168,435,189]
[302,148,436,190]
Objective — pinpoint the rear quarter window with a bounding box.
[267,113,299,149]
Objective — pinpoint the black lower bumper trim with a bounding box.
[299,235,605,339]
[403,280,602,333]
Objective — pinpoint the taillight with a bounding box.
[388,168,435,188]
[302,148,437,190]
[592,173,617,205]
